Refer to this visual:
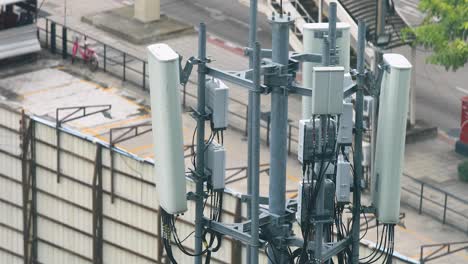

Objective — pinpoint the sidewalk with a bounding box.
[401,135,468,233]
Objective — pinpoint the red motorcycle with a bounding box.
[71,36,99,71]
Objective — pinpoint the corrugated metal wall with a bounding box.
[0,106,24,264]
[0,104,268,264]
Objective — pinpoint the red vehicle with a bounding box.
[72,36,98,71]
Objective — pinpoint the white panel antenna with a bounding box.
[148,43,187,214]
[372,53,412,223]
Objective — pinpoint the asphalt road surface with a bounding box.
[161,0,467,135]
[160,0,272,48]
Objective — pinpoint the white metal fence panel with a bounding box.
[0,106,24,261]
[0,202,23,256]
[0,249,23,264]
[0,104,247,264]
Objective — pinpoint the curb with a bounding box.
[207,35,245,57]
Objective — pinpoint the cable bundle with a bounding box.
[161,124,225,263]
[359,224,395,264]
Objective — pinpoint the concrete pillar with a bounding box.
[135,0,160,23]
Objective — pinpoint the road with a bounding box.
[162,0,466,135]
[160,0,272,48]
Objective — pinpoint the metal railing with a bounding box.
[35,18,301,156]
[401,173,468,234]
[420,241,468,263]
[292,0,316,23]
[37,18,149,91]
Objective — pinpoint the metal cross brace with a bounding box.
[55,105,112,183]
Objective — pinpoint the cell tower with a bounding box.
[147,1,412,263]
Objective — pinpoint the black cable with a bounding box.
[359,212,369,240]
[202,191,224,264]
[299,115,338,264]
[367,225,389,264]
[359,222,384,262]
[191,126,216,171]
[382,224,395,264]
[191,125,197,168]
[171,216,210,256]
[362,225,388,264]
[160,208,179,264]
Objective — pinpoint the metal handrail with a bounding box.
[401,173,468,233]
[36,18,301,156]
[292,0,315,23]
[404,173,468,204]
[37,18,149,90]
[420,241,468,263]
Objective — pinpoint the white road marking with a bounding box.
[456,86,468,94]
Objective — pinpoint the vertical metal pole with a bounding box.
[21,112,29,264]
[248,0,258,67]
[183,85,187,108]
[103,45,107,72]
[232,198,243,264]
[319,0,323,22]
[157,209,163,264]
[315,6,337,260]
[46,19,49,48]
[315,156,326,261]
[31,120,37,263]
[248,41,261,264]
[376,0,386,42]
[247,1,258,259]
[419,183,424,214]
[443,193,447,224]
[64,0,67,26]
[110,147,115,203]
[51,22,56,54]
[62,26,67,59]
[123,53,127,81]
[420,247,424,264]
[143,62,146,89]
[267,116,270,146]
[329,3,337,65]
[268,13,292,264]
[92,144,103,264]
[194,23,207,264]
[351,20,366,264]
[56,121,61,183]
[322,39,330,66]
[245,106,249,137]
